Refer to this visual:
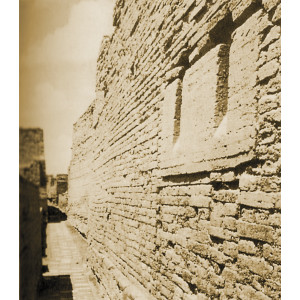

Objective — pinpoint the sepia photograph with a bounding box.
[17,0,285,299]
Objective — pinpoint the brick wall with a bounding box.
[68,0,281,299]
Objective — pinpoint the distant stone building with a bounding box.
[46,175,57,202]
[46,174,68,205]
[57,174,68,197]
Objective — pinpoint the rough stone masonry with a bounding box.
[68,0,281,299]
[19,128,47,300]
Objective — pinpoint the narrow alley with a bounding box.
[38,206,102,300]
[19,0,282,298]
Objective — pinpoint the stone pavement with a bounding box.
[38,218,100,300]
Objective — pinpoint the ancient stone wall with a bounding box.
[20,128,45,168]
[19,128,46,184]
[19,128,48,299]
[68,106,95,236]
[68,0,281,299]
[19,177,42,300]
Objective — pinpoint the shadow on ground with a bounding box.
[48,205,67,223]
[38,275,73,299]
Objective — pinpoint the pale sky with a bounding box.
[20,0,115,175]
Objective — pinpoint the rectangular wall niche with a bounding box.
[161,78,182,154]
[180,44,229,154]
[160,11,262,176]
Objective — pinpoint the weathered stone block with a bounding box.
[238,254,273,277]
[230,0,259,23]
[268,213,280,227]
[238,191,280,209]
[237,221,274,243]
[263,244,281,263]
[212,190,239,203]
[223,241,238,258]
[188,0,207,22]
[257,58,280,82]
[189,194,211,207]
[224,203,238,216]
[209,225,238,241]
[189,185,213,196]
[238,239,258,255]
[239,174,259,191]
[221,171,236,182]
[223,217,237,231]
[260,25,281,50]
[237,284,272,300]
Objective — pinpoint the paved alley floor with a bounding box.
[38,218,101,300]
